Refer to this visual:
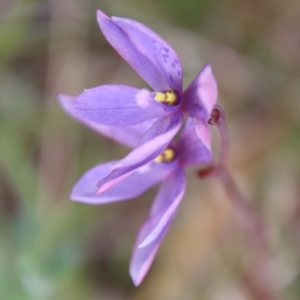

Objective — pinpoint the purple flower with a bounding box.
[65,10,218,189]
[58,11,219,286]
[59,94,209,285]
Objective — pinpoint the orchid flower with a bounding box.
[59,94,210,285]
[64,10,218,191]
[58,11,219,286]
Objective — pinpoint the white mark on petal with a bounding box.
[136,162,152,174]
[135,89,152,108]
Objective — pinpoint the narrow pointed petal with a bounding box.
[96,112,182,194]
[58,94,155,148]
[70,160,176,204]
[130,214,175,286]
[194,118,212,154]
[178,118,212,166]
[97,10,182,92]
[73,85,178,127]
[129,167,186,286]
[183,64,218,121]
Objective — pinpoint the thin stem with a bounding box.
[209,105,230,167]
[208,105,268,251]
[200,105,278,299]
[218,168,268,250]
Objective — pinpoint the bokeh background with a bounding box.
[1,0,300,299]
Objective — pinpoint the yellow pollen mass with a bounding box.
[154,92,166,102]
[154,90,178,106]
[165,90,177,104]
[154,148,176,163]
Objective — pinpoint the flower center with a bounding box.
[154,147,177,163]
[154,90,179,106]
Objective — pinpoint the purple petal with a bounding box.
[97,112,182,194]
[178,118,212,166]
[70,160,176,204]
[73,85,178,127]
[58,94,155,148]
[97,10,182,92]
[130,214,175,286]
[129,167,186,286]
[183,64,218,120]
[194,118,212,153]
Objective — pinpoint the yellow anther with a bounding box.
[154,155,164,163]
[154,92,166,103]
[165,90,177,104]
[154,90,179,106]
[154,148,176,163]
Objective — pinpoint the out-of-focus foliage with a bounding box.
[0,0,300,299]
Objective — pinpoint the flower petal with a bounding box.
[97,10,182,92]
[58,94,155,148]
[194,118,212,154]
[178,118,212,166]
[96,112,182,194]
[73,85,178,126]
[129,167,186,286]
[130,214,176,286]
[70,160,176,204]
[183,64,218,120]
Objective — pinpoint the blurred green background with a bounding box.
[1,0,300,299]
